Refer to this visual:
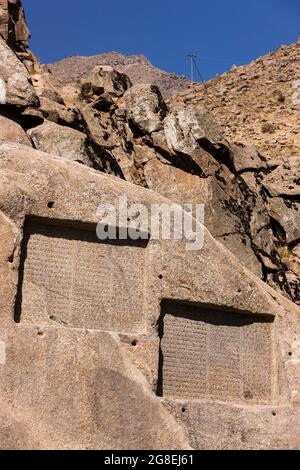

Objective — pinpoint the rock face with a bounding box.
[263,162,300,198]
[0,142,300,450]
[0,0,29,53]
[1,0,300,450]
[0,109,31,145]
[1,14,300,304]
[88,65,132,97]
[27,121,92,166]
[164,106,226,155]
[0,35,39,107]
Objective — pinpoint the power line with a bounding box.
[200,56,242,64]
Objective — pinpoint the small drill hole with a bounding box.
[131,340,137,347]
[288,352,293,357]
[37,330,44,336]
[272,411,276,417]
[159,274,163,280]
[47,201,55,209]
[181,407,186,413]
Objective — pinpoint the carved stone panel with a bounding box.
[158,302,276,404]
[16,220,147,333]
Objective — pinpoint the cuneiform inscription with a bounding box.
[159,303,275,403]
[18,222,146,333]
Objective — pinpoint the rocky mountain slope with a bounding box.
[49,41,300,161]
[47,52,191,98]
[168,42,300,163]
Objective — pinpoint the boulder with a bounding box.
[164,106,225,156]
[38,96,81,127]
[27,120,91,166]
[263,163,300,197]
[31,70,65,104]
[0,111,31,146]
[88,65,132,97]
[79,103,122,149]
[91,92,115,112]
[267,198,300,244]
[231,142,267,173]
[124,84,167,134]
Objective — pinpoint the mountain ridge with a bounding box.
[46,51,191,98]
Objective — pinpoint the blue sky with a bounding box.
[23,0,299,81]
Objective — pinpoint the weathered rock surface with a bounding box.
[88,65,132,97]
[231,143,267,173]
[0,0,29,53]
[263,163,300,197]
[0,142,299,450]
[38,96,80,127]
[2,26,300,304]
[165,106,226,154]
[267,198,300,244]
[0,35,39,107]
[30,69,65,104]
[0,109,31,145]
[124,84,167,134]
[27,121,92,166]
[1,0,300,450]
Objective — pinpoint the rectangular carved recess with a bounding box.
[157,302,276,404]
[15,219,148,333]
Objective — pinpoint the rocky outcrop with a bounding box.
[61,70,300,305]
[88,65,132,98]
[2,24,300,304]
[0,0,29,53]
[168,42,300,164]
[0,108,31,145]
[263,160,300,197]
[124,84,167,134]
[0,10,38,151]
[164,106,226,156]
[27,121,92,166]
[0,142,300,450]
[0,35,39,107]
[46,52,191,98]
[1,0,300,451]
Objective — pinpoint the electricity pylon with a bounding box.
[187,53,206,88]
[187,54,197,82]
